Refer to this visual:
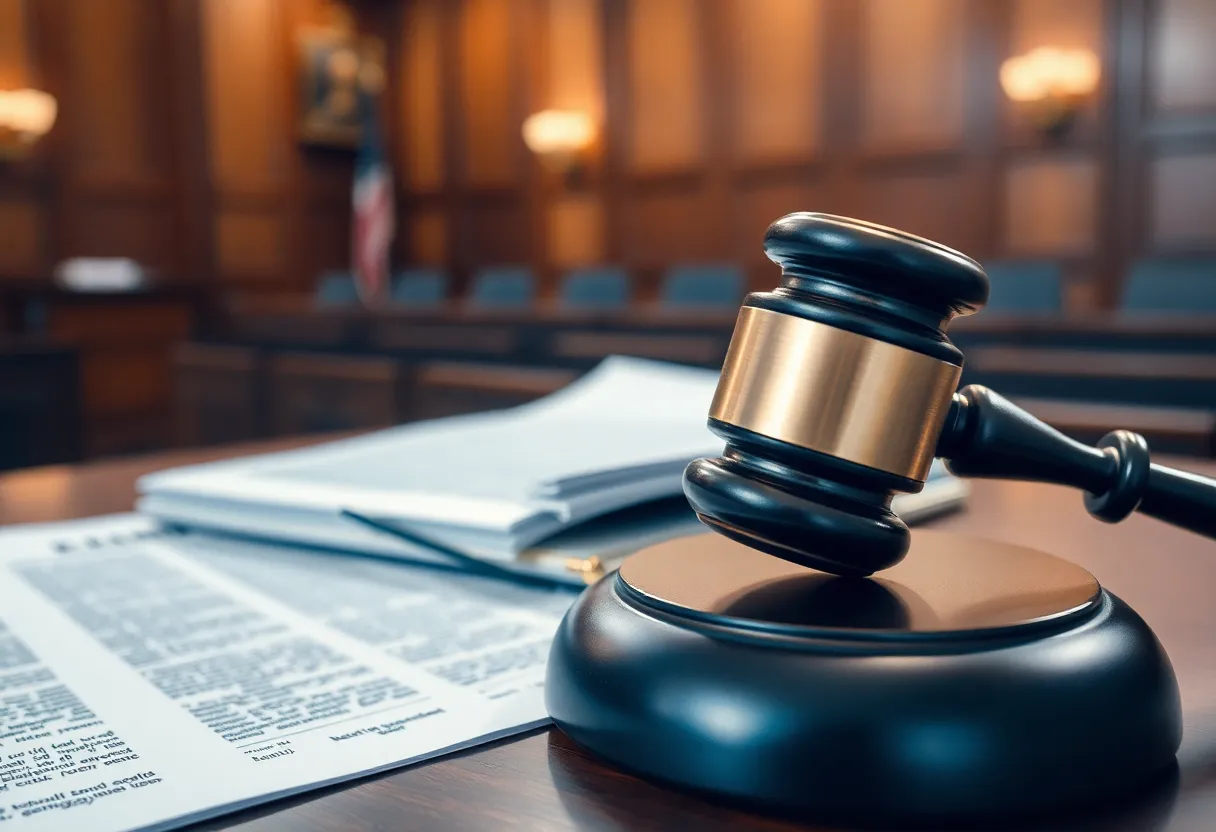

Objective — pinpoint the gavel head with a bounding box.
[683,213,990,577]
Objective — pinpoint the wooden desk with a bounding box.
[1,442,1214,831]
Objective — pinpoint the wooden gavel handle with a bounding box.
[936,384,1216,540]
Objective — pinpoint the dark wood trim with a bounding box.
[440,0,468,292]
[521,0,550,297]
[1112,0,1149,306]
[600,0,627,265]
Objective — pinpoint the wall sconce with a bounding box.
[0,88,57,161]
[522,109,596,186]
[1000,47,1099,141]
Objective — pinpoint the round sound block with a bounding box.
[545,531,1181,827]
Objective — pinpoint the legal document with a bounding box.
[0,515,573,831]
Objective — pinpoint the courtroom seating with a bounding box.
[962,346,1216,409]
[267,353,409,436]
[315,271,361,306]
[982,261,1063,314]
[1121,257,1216,314]
[173,343,263,447]
[466,266,536,309]
[659,264,745,309]
[408,362,579,421]
[558,267,631,310]
[390,269,448,308]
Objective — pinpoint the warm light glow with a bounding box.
[1000,47,1100,103]
[0,88,58,139]
[522,109,595,157]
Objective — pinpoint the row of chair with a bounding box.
[317,265,746,311]
[319,256,1216,315]
[986,258,1216,314]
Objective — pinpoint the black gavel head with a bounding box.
[683,213,990,577]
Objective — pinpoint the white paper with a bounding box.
[0,515,573,831]
[137,356,968,577]
[138,357,725,556]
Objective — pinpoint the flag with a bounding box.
[352,84,394,305]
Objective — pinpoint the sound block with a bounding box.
[545,531,1181,827]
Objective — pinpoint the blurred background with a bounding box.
[0,0,1214,473]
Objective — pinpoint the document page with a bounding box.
[0,515,573,831]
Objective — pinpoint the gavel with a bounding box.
[684,212,1216,577]
[546,212,1199,825]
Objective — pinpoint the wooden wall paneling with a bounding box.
[59,198,178,273]
[521,0,549,296]
[1108,0,1150,309]
[548,194,605,268]
[1149,150,1216,251]
[59,0,171,191]
[32,0,187,278]
[859,166,976,254]
[958,0,1004,264]
[1089,0,1126,311]
[0,200,43,277]
[860,0,967,154]
[167,0,216,282]
[437,0,468,294]
[1005,0,1106,142]
[599,0,629,263]
[1149,0,1216,115]
[698,0,734,263]
[458,0,522,188]
[996,1,1110,311]
[0,0,49,280]
[407,203,449,264]
[467,196,533,265]
[400,0,445,192]
[214,210,287,279]
[732,179,826,268]
[543,0,607,275]
[202,0,291,285]
[0,0,30,89]
[727,0,823,166]
[548,0,604,121]
[817,0,864,218]
[303,207,353,276]
[624,183,711,270]
[1002,155,1099,256]
[203,0,286,197]
[277,0,328,292]
[625,0,703,173]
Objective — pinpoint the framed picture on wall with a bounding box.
[296,23,385,148]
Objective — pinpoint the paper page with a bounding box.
[138,357,723,534]
[0,516,573,831]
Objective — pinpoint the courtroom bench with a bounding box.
[172,346,581,445]
[962,346,1216,409]
[951,314,1216,354]
[1,282,203,457]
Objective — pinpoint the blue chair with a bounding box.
[1121,258,1216,314]
[660,265,744,310]
[390,269,448,308]
[982,261,1064,315]
[558,267,630,310]
[467,266,536,309]
[315,271,360,306]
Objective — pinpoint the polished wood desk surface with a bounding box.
[1,439,1214,831]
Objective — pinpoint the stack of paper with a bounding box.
[138,357,967,583]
